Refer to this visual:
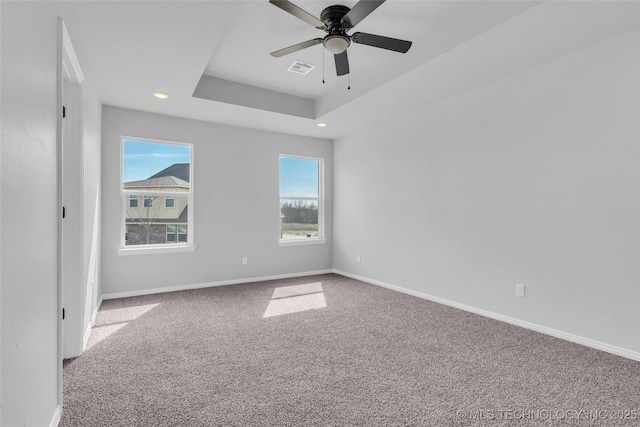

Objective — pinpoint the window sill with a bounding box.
[117,244,197,256]
[279,239,327,247]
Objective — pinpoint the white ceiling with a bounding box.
[69,0,640,139]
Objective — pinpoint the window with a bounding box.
[166,224,187,243]
[279,155,324,244]
[177,224,187,242]
[166,225,176,242]
[120,138,194,253]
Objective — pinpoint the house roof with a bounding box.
[123,175,189,189]
[150,163,190,183]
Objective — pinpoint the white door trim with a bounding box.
[57,19,85,407]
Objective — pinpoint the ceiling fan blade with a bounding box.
[270,38,323,58]
[351,32,412,53]
[269,0,324,29]
[334,51,350,76]
[341,0,386,29]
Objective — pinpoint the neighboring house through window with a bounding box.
[121,138,193,248]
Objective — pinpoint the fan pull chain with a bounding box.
[347,49,351,90]
[322,48,325,84]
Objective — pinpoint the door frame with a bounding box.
[57,18,85,405]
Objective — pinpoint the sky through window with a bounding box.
[123,140,190,182]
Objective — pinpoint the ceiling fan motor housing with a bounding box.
[320,5,351,31]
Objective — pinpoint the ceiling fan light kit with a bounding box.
[323,34,350,55]
[269,0,412,77]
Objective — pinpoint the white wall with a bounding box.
[101,106,333,295]
[334,29,640,354]
[0,2,102,425]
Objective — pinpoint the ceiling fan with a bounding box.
[269,0,412,76]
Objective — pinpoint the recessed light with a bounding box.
[153,92,169,99]
[317,122,327,127]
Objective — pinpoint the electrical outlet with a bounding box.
[242,257,248,265]
[515,283,525,298]
[357,255,361,263]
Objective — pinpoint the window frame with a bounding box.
[118,136,196,256]
[129,195,139,208]
[278,154,326,246]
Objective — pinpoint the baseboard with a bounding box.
[102,269,334,300]
[49,405,62,427]
[333,269,640,362]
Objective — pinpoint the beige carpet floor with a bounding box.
[61,274,640,426]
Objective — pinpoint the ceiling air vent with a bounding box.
[287,60,315,75]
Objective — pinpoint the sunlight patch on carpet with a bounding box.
[86,323,128,350]
[264,283,326,318]
[95,303,160,326]
[86,303,160,349]
[271,282,323,299]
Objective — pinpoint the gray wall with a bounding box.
[101,106,333,294]
[333,29,640,353]
[1,2,102,425]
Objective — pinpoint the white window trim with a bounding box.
[119,136,196,254]
[129,195,138,208]
[278,154,325,246]
[279,238,327,247]
[118,244,196,256]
